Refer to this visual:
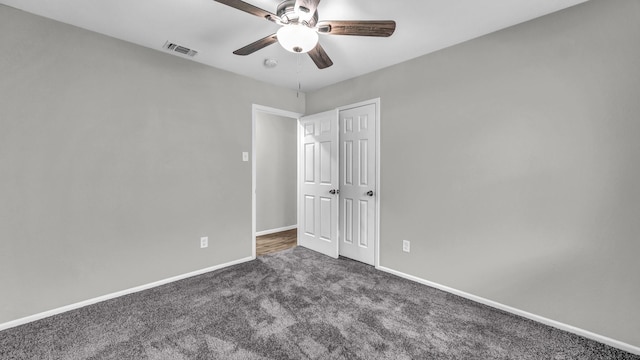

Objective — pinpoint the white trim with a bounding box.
[375,99,381,269]
[296,114,303,253]
[377,266,640,356]
[296,117,303,249]
[255,225,298,237]
[251,104,303,259]
[0,256,254,332]
[336,98,381,112]
[337,98,381,268]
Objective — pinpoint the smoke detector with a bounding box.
[264,58,278,69]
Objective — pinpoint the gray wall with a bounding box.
[306,0,640,347]
[255,112,297,233]
[0,5,303,324]
[3,0,640,350]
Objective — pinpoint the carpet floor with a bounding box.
[1,247,638,359]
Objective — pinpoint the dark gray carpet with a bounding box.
[1,246,638,359]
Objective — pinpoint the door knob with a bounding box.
[366,190,374,196]
[329,189,340,195]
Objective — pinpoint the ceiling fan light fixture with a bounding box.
[276,24,318,53]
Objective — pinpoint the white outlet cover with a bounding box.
[200,236,208,248]
[242,152,249,162]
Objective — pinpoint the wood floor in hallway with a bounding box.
[256,229,297,256]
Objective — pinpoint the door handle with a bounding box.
[366,190,374,196]
[329,189,340,195]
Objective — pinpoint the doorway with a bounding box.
[252,105,302,258]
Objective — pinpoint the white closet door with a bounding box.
[338,104,376,265]
[297,110,339,258]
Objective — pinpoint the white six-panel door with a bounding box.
[338,104,376,265]
[297,110,340,258]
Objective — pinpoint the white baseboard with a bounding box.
[255,225,297,237]
[0,256,254,332]
[376,266,640,356]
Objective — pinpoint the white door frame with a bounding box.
[251,98,380,267]
[337,98,381,268]
[251,104,303,259]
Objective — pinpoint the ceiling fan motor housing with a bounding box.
[277,0,318,26]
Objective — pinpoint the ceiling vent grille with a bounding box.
[163,41,198,57]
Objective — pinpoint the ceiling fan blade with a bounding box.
[307,42,333,69]
[233,34,278,56]
[214,0,278,21]
[317,20,396,37]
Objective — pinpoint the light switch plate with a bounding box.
[242,152,249,162]
[402,240,410,253]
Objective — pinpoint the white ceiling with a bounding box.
[2,0,588,91]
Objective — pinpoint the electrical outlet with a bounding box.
[402,240,410,253]
[200,236,208,249]
[242,152,249,162]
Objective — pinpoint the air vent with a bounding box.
[163,41,198,57]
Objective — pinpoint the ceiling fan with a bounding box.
[214,0,396,69]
